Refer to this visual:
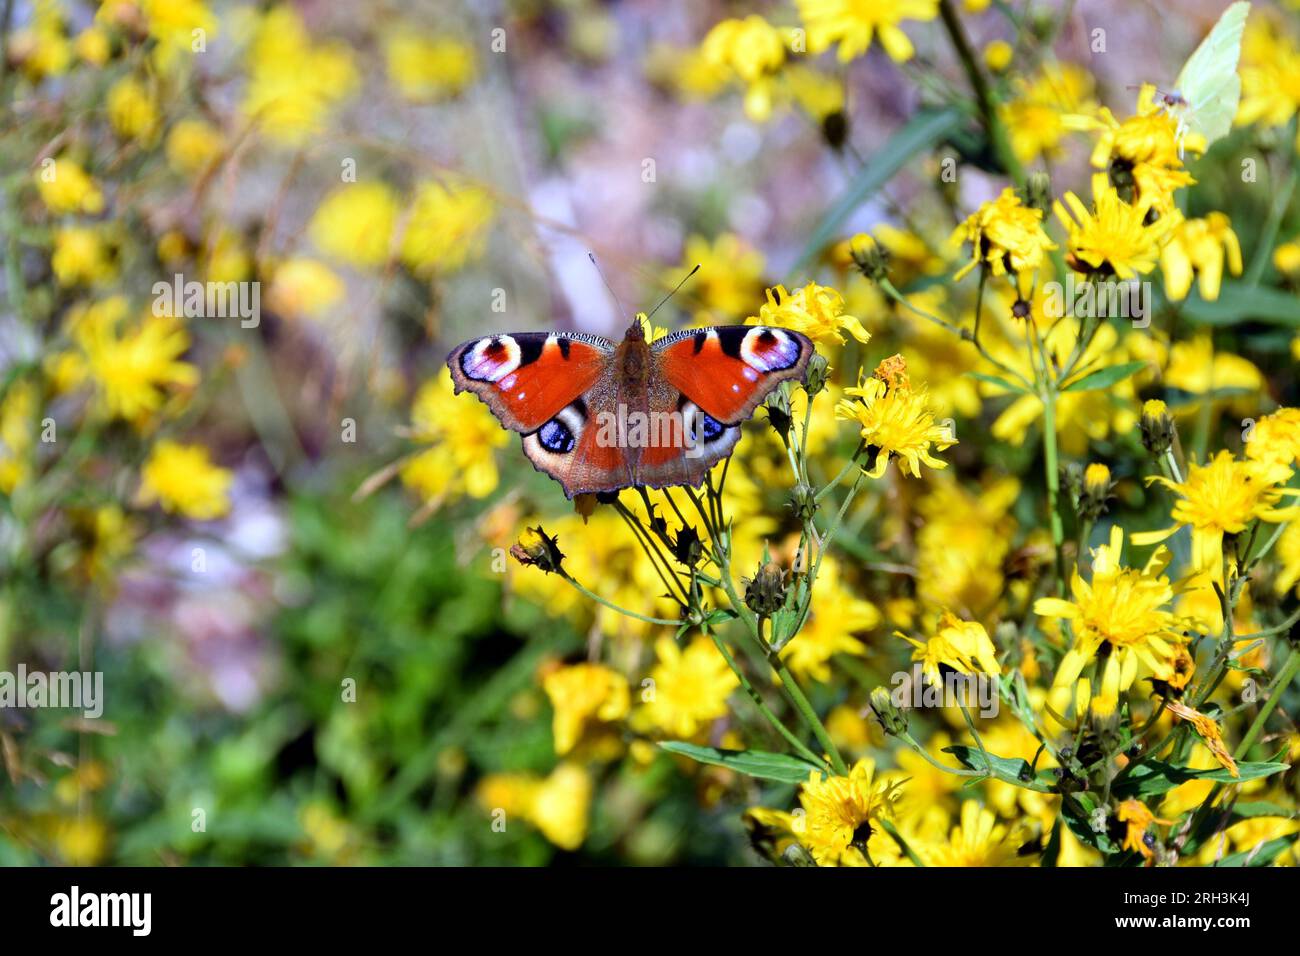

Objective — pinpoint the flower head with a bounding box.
[835,356,956,478]
[636,636,738,739]
[749,281,868,346]
[797,0,939,63]
[796,758,904,866]
[1116,799,1171,860]
[138,440,232,520]
[1054,176,1176,279]
[542,663,629,758]
[1161,213,1243,302]
[952,188,1057,293]
[900,610,1001,682]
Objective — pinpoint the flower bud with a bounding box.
[764,388,792,443]
[1076,462,1115,521]
[744,559,788,617]
[1139,399,1175,456]
[849,233,890,283]
[672,524,703,567]
[1025,170,1053,212]
[869,686,909,737]
[510,526,565,574]
[788,482,816,523]
[804,352,830,397]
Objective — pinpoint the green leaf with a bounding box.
[943,745,1054,792]
[1061,360,1147,393]
[794,107,966,273]
[1213,836,1294,867]
[1113,759,1289,800]
[1177,283,1300,327]
[658,743,826,784]
[968,370,1029,395]
[1061,793,1119,855]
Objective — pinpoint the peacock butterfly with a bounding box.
[447,316,814,498]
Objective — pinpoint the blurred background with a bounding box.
[1,0,1297,865]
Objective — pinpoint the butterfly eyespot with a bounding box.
[538,417,576,454]
[689,411,724,444]
[461,335,522,383]
[740,327,800,372]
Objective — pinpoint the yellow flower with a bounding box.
[75,26,111,66]
[35,157,104,215]
[309,182,399,268]
[900,609,1001,682]
[915,474,1018,613]
[1165,699,1239,778]
[1000,64,1095,165]
[781,558,880,682]
[476,763,592,851]
[51,226,114,286]
[71,298,198,424]
[1161,213,1243,301]
[140,0,216,71]
[106,76,160,144]
[165,118,225,176]
[400,370,508,508]
[797,758,904,866]
[1133,451,1300,585]
[203,227,251,284]
[786,64,845,121]
[8,2,72,81]
[400,179,495,276]
[637,635,738,739]
[53,816,109,866]
[542,663,630,758]
[920,800,1030,866]
[0,379,39,494]
[797,0,939,63]
[1035,526,1186,694]
[1237,18,1300,130]
[700,16,786,121]
[952,188,1057,293]
[1161,333,1263,409]
[1054,176,1176,279]
[983,40,1013,73]
[1116,799,1171,859]
[265,258,345,319]
[138,440,233,520]
[749,281,868,347]
[674,233,766,323]
[1275,522,1300,597]
[241,6,357,145]
[1244,407,1300,470]
[835,355,956,478]
[385,32,477,102]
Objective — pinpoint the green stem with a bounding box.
[559,573,680,627]
[1041,391,1066,596]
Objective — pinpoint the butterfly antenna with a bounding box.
[587,252,629,319]
[646,263,701,321]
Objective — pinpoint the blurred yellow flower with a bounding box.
[385,32,477,102]
[797,0,938,63]
[106,76,160,144]
[165,118,225,177]
[241,5,357,145]
[983,40,1013,72]
[916,474,1018,613]
[8,2,72,81]
[140,0,216,71]
[266,258,345,319]
[399,371,508,508]
[542,663,630,758]
[673,233,766,323]
[637,635,738,739]
[53,816,109,866]
[1161,213,1242,301]
[74,26,111,66]
[36,157,104,215]
[0,379,39,494]
[700,16,787,121]
[138,440,233,520]
[781,558,880,682]
[1237,19,1300,130]
[1276,522,1300,597]
[52,226,114,286]
[310,182,399,269]
[1161,333,1262,410]
[400,179,495,276]
[920,800,1030,866]
[1000,63,1095,165]
[1244,407,1300,470]
[476,763,592,851]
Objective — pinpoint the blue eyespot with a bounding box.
[539,418,576,453]
[691,413,724,443]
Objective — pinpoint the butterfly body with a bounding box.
[448,320,813,498]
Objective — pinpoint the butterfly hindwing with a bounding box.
[652,325,814,424]
[447,332,614,433]
[520,394,634,498]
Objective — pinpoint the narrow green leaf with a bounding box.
[943,745,1053,791]
[794,107,966,273]
[658,742,825,784]
[1113,759,1289,799]
[1061,360,1147,393]
[968,370,1029,395]
[1178,283,1300,328]
[1213,836,1294,867]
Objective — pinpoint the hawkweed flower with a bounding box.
[999,63,1095,166]
[781,558,879,682]
[137,440,233,520]
[35,156,103,215]
[384,31,477,102]
[511,527,566,575]
[1243,407,1300,470]
[951,188,1057,294]
[796,0,938,63]
[749,282,869,346]
[1116,799,1171,860]
[1054,175,1176,279]
[796,758,904,866]
[309,182,398,268]
[699,16,787,122]
[835,356,956,479]
[399,178,495,276]
[1160,213,1243,302]
[1165,700,1239,778]
[401,371,508,508]
[921,800,1032,867]
[898,610,1001,683]
[1076,462,1115,522]
[476,763,592,850]
[634,636,738,739]
[1133,451,1300,586]
[542,663,629,759]
[1035,527,1185,693]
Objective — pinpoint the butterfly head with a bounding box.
[626,312,647,342]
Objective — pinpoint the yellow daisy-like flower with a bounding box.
[780,558,880,683]
[1275,521,1300,597]
[797,758,904,866]
[35,157,104,215]
[1054,175,1177,279]
[1244,407,1300,470]
[699,16,787,122]
[0,379,39,494]
[835,355,956,479]
[1236,18,1300,130]
[51,226,114,287]
[1160,213,1243,302]
[384,32,477,102]
[309,182,399,269]
[1116,799,1171,860]
[748,281,869,346]
[1132,451,1300,586]
[951,188,1057,294]
[899,609,1002,682]
[674,233,766,323]
[165,118,225,177]
[399,179,495,277]
[541,663,630,759]
[1035,526,1186,695]
[1000,63,1095,165]
[476,763,592,851]
[106,76,160,144]
[920,800,1030,866]
[400,370,508,508]
[796,0,939,63]
[637,635,738,739]
[1161,333,1263,410]
[265,258,345,320]
[138,440,233,520]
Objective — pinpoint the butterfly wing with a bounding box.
[652,326,814,424]
[1174,1,1250,145]
[447,331,614,433]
